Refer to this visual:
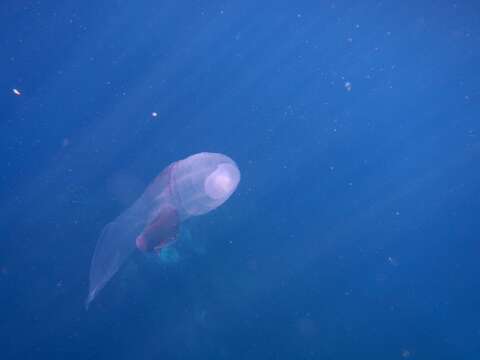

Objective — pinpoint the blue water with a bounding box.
[1,1,479,358]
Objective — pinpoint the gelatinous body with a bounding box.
[86,152,240,307]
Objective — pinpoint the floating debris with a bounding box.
[387,256,399,267]
[12,88,21,96]
[401,349,411,358]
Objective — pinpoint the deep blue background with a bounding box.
[1,0,479,359]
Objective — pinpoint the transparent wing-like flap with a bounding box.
[86,215,142,308]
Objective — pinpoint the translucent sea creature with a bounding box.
[86,152,240,308]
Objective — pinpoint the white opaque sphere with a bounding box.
[204,163,240,200]
[171,152,241,217]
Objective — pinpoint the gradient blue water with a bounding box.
[1,1,479,359]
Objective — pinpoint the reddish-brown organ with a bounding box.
[135,205,180,252]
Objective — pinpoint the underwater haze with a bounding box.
[1,0,480,359]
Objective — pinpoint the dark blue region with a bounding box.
[0,0,479,359]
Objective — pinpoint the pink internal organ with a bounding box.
[135,205,180,252]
